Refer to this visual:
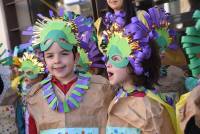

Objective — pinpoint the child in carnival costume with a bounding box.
[26,10,114,134]
[99,9,177,134]
[137,7,187,98]
[176,10,200,134]
[15,51,45,134]
[0,42,46,134]
[0,43,20,134]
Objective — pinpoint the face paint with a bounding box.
[106,34,131,68]
[108,45,129,68]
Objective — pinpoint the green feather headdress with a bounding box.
[19,52,45,79]
[32,13,78,51]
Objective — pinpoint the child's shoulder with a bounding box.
[89,75,114,98]
[90,74,109,85]
[109,96,164,125]
[26,82,43,103]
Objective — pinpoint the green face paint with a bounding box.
[108,45,129,68]
[106,34,131,68]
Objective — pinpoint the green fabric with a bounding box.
[0,57,12,65]
[107,34,131,58]
[185,77,199,91]
[75,84,88,90]
[20,60,41,80]
[196,19,200,30]
[188,58,200,69]
[77,47,89,72]
[186,27,200,36]
[49,97,57,108]
[193,10,200,19]
[68,96,79,108]
[181,21,200,77]
[63,100,70,112]
[155,28,170,51]
[182,36,200,44]
[182,43,193,49]
[185,46,200,55]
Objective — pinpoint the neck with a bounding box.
[114,9,123,13]
[55,73,77,85]
[121,79,134,92]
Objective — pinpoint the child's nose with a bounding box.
[54,55,61,63]
[106,61,112,68]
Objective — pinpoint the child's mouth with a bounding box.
[53,66,65,72]
[107,72,114,79]
[111,0,118,4]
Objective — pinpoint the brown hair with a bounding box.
[107,0,136,25]
[128,39,161,90]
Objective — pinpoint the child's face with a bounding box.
[107,0,123,11]
[106,55,130,85]
[44,42,78,81]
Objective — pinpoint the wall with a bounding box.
[0,0,10,51]
[15,0,32,43]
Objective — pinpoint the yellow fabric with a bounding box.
[146,90,177,133]
[11,76,21,90]
[13,56,21,66]
[176,92,191,134]
[94,17,103,47]
[137,10,149,29]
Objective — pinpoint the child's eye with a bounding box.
[111,55,122,62]
[62,52,69,55]
[45,55,53,59]
[59,38,68,44]
[26,71,33,75]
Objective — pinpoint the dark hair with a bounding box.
[189,0,200,11]
[107,0,136,25]
[72,46,78,58]
[98,0,136,37]
[0,75,4,95]
[135,0,154,11]
[128,39,161,90]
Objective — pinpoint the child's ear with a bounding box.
[75,52,80,64]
